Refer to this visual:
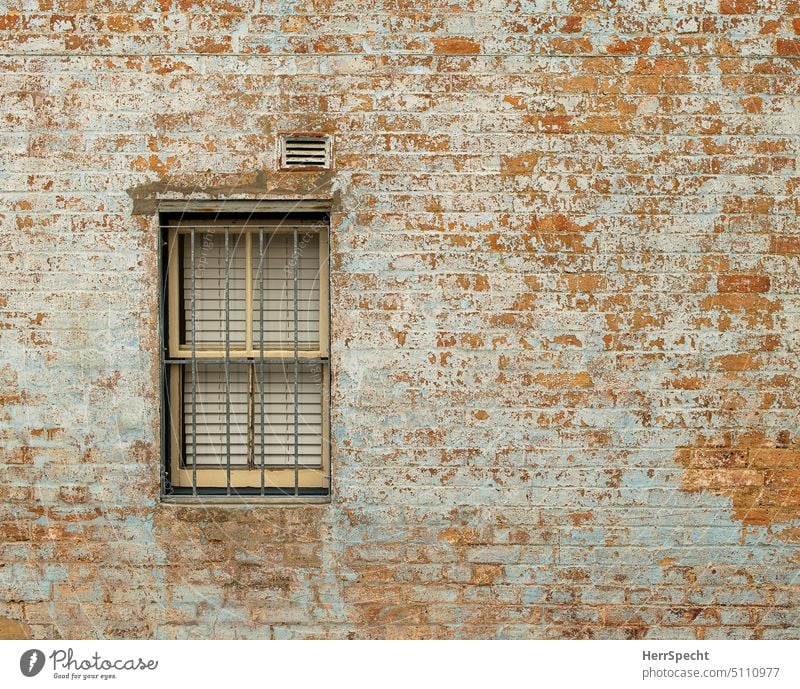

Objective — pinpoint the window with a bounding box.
[160,211,330,500]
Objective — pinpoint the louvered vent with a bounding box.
[280,135,330,169]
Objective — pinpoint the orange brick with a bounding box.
[717,274,770,293]
[776,39,800,55]
[750,449,800,468]
[771,235,800,255]
[692,449,750,468]
[720,0,761,13]
[432,37,480,54]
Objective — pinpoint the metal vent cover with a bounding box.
[280,135,331,169]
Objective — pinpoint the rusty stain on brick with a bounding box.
[675,441,800,535]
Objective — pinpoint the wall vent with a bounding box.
[280,135,331,170]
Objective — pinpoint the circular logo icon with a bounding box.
[20,649,45,677]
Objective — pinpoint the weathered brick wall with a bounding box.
[1,0,799,639]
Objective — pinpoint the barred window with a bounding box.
[161,212,330,500]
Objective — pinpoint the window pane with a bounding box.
[253,361,323,467]
[182,230,247,348]
[252,230,320,349]
[183,362,250,467]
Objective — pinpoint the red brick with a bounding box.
[717,274,771,293]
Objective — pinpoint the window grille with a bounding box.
[160,213,330,499]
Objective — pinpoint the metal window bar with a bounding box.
[191,227,197,496]
[159,226,168,497]
[225,226,231,496]
[166,358,326,365]
[293,227,299,496]
[259,228,265,496]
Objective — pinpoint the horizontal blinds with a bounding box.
[182,231,247,347]
[172,217,327,488]
[255,362,323,466]
[182,362,322,468]
[179,223,321,350]
[183,363,249,467]
[253,230,320,348]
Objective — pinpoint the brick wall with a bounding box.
[1,0,799,639]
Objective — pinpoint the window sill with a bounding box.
[159,495,331,506]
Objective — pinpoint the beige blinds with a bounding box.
[182,362,323,468]
[175,220,324,471]
[182,232,247,347]
[252,231,321,348]
[180,229,321,349]
[183,363,250,467]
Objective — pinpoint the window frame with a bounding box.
[159,210,331,501]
